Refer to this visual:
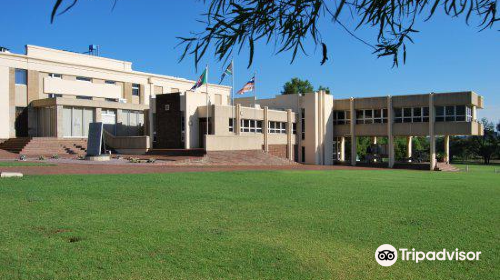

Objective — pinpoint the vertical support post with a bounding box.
[55,105,64,138]
[387,96,395,168]
[235,104,241,135]
[407,136,413,162]
[340,136,345,162]
[372,136,378,145]
[429,93,436,171]
[286,109,293,160]
[444,135,450,164]
[350,97,356,166]
[263,106,269,152]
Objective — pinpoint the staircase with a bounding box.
[0,137,87,157]
[435,162,460,172]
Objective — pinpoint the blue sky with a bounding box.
[2,0,498,121]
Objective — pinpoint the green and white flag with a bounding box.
[219,61,233,84]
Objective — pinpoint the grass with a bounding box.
[0,168,498,279]
[0,161,55,167]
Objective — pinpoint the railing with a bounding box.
[103,130,150,152]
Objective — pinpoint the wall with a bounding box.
[0,66,10,138]
[205,134,263,151]
[155,93,183,148]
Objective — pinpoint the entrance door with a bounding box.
[15,107,29,137]
[198,118,212,149]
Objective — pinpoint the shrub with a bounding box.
[52,154,60,159]
[38,155,46,161]
[19,155,26,161]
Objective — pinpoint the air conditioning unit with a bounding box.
[118,98,127,103]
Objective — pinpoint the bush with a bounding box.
[38,155,46,161]
[51,154,59,159]
[19,155,26,161]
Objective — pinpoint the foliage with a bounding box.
[175,0,498,68]
[317,85,331,94]
[48,1,498,69]
[468,118,500,164]
[0,170,498,279]
[282,78,314,95]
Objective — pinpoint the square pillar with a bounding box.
[286,109,293,159]
[56,105,64,138]
[350,98,356,166]
[406,136,413,161]
[429,93,436,170]
[387,96,395,168]
[340,136,345,161]
[372,136,378,145]
[235,104,241,135]
[444,135,450,164]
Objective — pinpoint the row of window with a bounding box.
[334,105,473,124]
[228,119,295,134]
[356,109,389,124]
[394,107,429,123]
[15,69,141,97]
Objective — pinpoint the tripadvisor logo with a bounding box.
[375,244,482,267]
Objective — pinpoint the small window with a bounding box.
[301,147,306,163]
[15,69,27,85]
[76,96,92,100]
[49,73,62,78]
[229,118,234,132]
[165,104,170,111]
[48,94,62,98]
[105,80,116,85]
[105,98,118,102]
[76,76,92,82]
[132,84,140,96]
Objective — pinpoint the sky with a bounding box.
[1,0,498,121]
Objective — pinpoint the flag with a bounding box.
[237,76,255,94]
[219,61,233,84]
[191,68,207,91]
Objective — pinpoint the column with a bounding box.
[263,106,269,152]
[340,136,345,161]
[350,98,356,166]
[406,136,413,162]
[235,104,241,135]
[429,93,436,170]
[56,105,64,138]
[372,136,378,145]
[387,96,395,168]
[286,109,293,160]
[444,135,450,164]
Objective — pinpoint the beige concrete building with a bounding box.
[0,45,485,170]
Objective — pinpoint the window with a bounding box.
[268,121,286,134]
[436,105,471,122]
[48,94,62,98]
[15,69,27,85]
[292,123,297,134]
[76,96,92,100]
[105,98,118,102]
[76,76,91,82]
[229,118,234,132]
[395,108,403,123]
[105,80,116,85]
[355,109,386,124]
[394,107,429,123]
[403,108,412,123]
[333,110,351,125]
[132,84,140,96]
[240,119,262,133]
[48,73,62,78]
[301,108,305,140]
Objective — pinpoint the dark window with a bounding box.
[105,80,116,85]
[15,69,27,85]
[229,118,234,132]
[49,73,62,78]
[76,96,92,100]
[76,76,91,82]
[301,108,305,140]
[132,84,140,96]
[105,98,118,102]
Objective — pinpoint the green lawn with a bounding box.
[0,168,498,279]
[0,161,55,167]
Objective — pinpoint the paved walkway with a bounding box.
[0,161,385,175]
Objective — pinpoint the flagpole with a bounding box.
[205,65,209,144]
[253,71,256,108]
[231,59,235,134]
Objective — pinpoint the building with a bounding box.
[0,45,485,170]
